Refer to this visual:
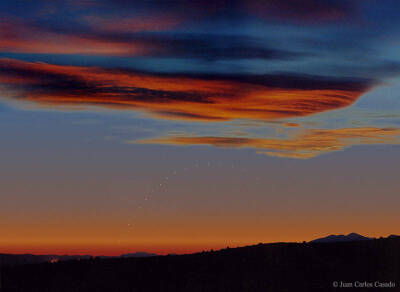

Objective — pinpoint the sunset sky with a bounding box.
[1,0,400,256]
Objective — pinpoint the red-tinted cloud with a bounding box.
[0,58,374,121]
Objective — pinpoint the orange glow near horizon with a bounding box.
[2,230,399,256]
[1,207,399,256]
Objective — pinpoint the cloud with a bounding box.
[0,18,152,56]
[0,16,311,61]
[132,34,309,61]
[82,14,181,33]
[243,0,359,23]
[0,58,375,121]
[134,127,400,158]
[0,16,311,62]
[74,0,359,23]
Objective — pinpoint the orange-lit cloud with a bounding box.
[135,127,400,158]
[0,58,373,122]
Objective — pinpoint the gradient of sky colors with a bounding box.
[1,0,400,255]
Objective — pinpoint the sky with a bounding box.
[0,0,400,256]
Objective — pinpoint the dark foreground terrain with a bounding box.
[2,237,400,292]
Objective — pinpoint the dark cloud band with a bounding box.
[0,58,375,122]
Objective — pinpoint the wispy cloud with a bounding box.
[134,127,400,158]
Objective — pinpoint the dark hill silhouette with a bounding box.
[388,235,400,239]
[0,254,93,267]
[120,252,158,258]
[1,237,399,292]
[0,253,159,267]
[309,232,373,243]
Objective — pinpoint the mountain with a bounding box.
[120,252,158,258]
[2,237,399,292]
[309,232,373,243]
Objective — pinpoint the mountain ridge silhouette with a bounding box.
[309,232,374,243]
